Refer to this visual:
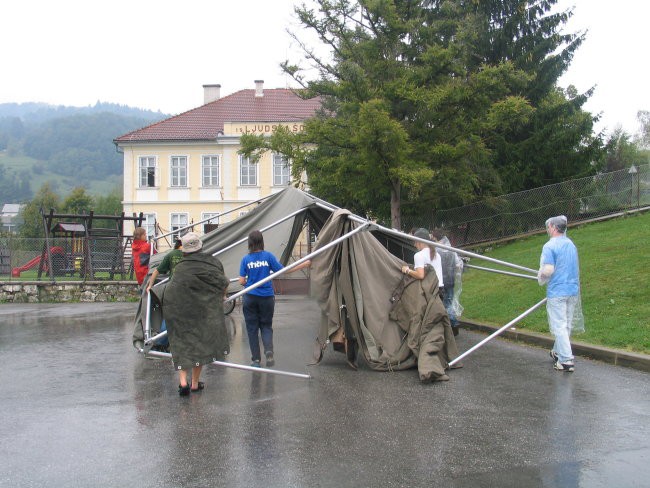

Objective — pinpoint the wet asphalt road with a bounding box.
[0,298,648,488]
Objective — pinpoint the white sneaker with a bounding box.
[554,359,575,372]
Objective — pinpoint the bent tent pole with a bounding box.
[356,217,538,275]
[448,297,548,367]
[143,350,311,379]
[226,220,372,302]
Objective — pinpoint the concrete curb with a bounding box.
[460,320,650,373]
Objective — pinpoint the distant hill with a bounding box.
[0,101,167,124]
[0,102,169,204]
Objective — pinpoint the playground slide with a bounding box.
[11,247,64,277]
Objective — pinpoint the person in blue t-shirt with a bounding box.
[239,230,311,368]
[538,215,582,372]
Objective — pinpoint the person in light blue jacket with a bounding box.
[538,215,583,372]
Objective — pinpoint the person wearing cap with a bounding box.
[162,232,230,396]
[401,228,444,293]
[538,215,582,372]
[239,230,311,368]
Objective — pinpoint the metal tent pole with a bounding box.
[226,221,371,302]
[448,298,547,367]
[152,195,274,244]
[142,349,311,379]
[145,220,371,347]
[464,264,537,280]
[360,219,538,275]
[212,206,309,257]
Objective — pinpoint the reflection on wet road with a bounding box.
[0,300,648,488]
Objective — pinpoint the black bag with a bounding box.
[139,253,150,266]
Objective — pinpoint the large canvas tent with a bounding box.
[133,187,542,378]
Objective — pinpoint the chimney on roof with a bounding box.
[255,80,264,97]
[203,84,221,104]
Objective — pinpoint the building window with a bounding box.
[202,155,220,187]
[170,213,189,241]
[139,157,156,188]
[240,156,257,186]
[273,153,291,186]
[202,212,219,234]
[142,213,156,238]
[170,156,188,187]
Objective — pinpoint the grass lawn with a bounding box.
[460,211,650,354]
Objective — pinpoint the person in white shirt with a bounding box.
[401,228,444,293]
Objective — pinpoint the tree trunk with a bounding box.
[390,180,401,230]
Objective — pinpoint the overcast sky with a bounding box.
[1,0,647,136]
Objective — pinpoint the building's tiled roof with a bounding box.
[114,88,321,143]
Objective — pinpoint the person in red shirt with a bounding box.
[132,227,153,287]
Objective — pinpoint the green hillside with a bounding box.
[460,211,650,354]
[0,152,121,198]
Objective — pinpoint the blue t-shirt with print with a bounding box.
[540,235,579,298]
[239,250,283,297]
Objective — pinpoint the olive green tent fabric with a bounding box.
[310,210,459,377]
[133,187,458,380]
[133,187,331,350]
[162,252,230,369]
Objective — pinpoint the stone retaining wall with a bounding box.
[0,281,141,303]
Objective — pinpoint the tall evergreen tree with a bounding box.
[242,0,601,228]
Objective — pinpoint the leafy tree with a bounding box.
[18,183,61,237]
[62,187,94,215]
[600,128,648,172]
[0,164,31,203]
[636,110,650,150]
[242,0,600,228]
[94,188,123,216]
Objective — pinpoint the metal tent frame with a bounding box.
[137,188,544,379]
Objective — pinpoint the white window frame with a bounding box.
[138,156,157,188]
[170,213,189,241]
[201,212,220,225]
[142,213,156,238]
[170,156,188,187]
[202,155,220,187]
[239,156,257,186]
[273,153,291,186]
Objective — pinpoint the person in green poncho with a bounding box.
[162,232,230,397]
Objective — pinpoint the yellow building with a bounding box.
[114,81,321,248]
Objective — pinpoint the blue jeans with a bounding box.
[547,296,578,363]
[155,319,169,347]
[243,294,275,362]
[442,285,458,327]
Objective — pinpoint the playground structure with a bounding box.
[35,209,144,281]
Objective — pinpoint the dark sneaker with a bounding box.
[250,360,261,368]
[550,350,558,361]
[265,352,275,367]
[554,360,575,372]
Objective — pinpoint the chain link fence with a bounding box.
[402,164,650,247]
[0,237,133,282]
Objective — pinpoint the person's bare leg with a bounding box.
[191,365,203,390]
[178,369,188,387]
